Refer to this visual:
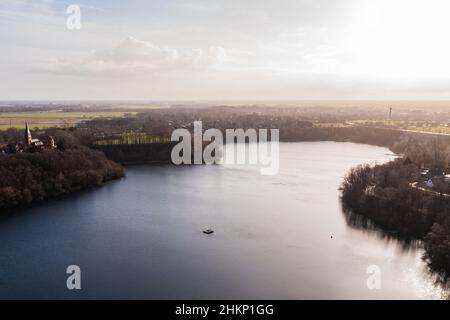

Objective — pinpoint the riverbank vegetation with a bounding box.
[341,146,450,279]
[0,129,124,210]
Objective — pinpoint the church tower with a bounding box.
[25,122,32,145]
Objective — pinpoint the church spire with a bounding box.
[25,122,32,145]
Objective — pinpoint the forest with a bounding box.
[341,157,450,280]
[0,129,124,210]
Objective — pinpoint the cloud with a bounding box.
[31,36,236,77]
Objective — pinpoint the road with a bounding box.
[410,181,450,198]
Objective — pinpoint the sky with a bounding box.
[1,0,450,100]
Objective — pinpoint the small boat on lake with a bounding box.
[203,227,214,235]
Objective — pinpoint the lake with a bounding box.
[0,142,447,299]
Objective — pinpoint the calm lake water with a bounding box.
[0,142,447,299]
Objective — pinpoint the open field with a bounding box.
[406,126,450,134]
[349,120,450,136]
[312,122,351,128]
[0,111,137,130]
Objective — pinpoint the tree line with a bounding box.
[341,158,450,280]
[0,132,124,210]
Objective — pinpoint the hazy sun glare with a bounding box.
[2,0,450,100]
[346,0,450,81]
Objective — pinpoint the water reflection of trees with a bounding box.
[341,200,421,251]
[341,199,450,295]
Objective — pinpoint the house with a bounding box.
[420,168,430,179]
[30,138,44,150]
[40,135,55,148]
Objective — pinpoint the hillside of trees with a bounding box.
[341,159,450,280]
[0,144,124,210]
